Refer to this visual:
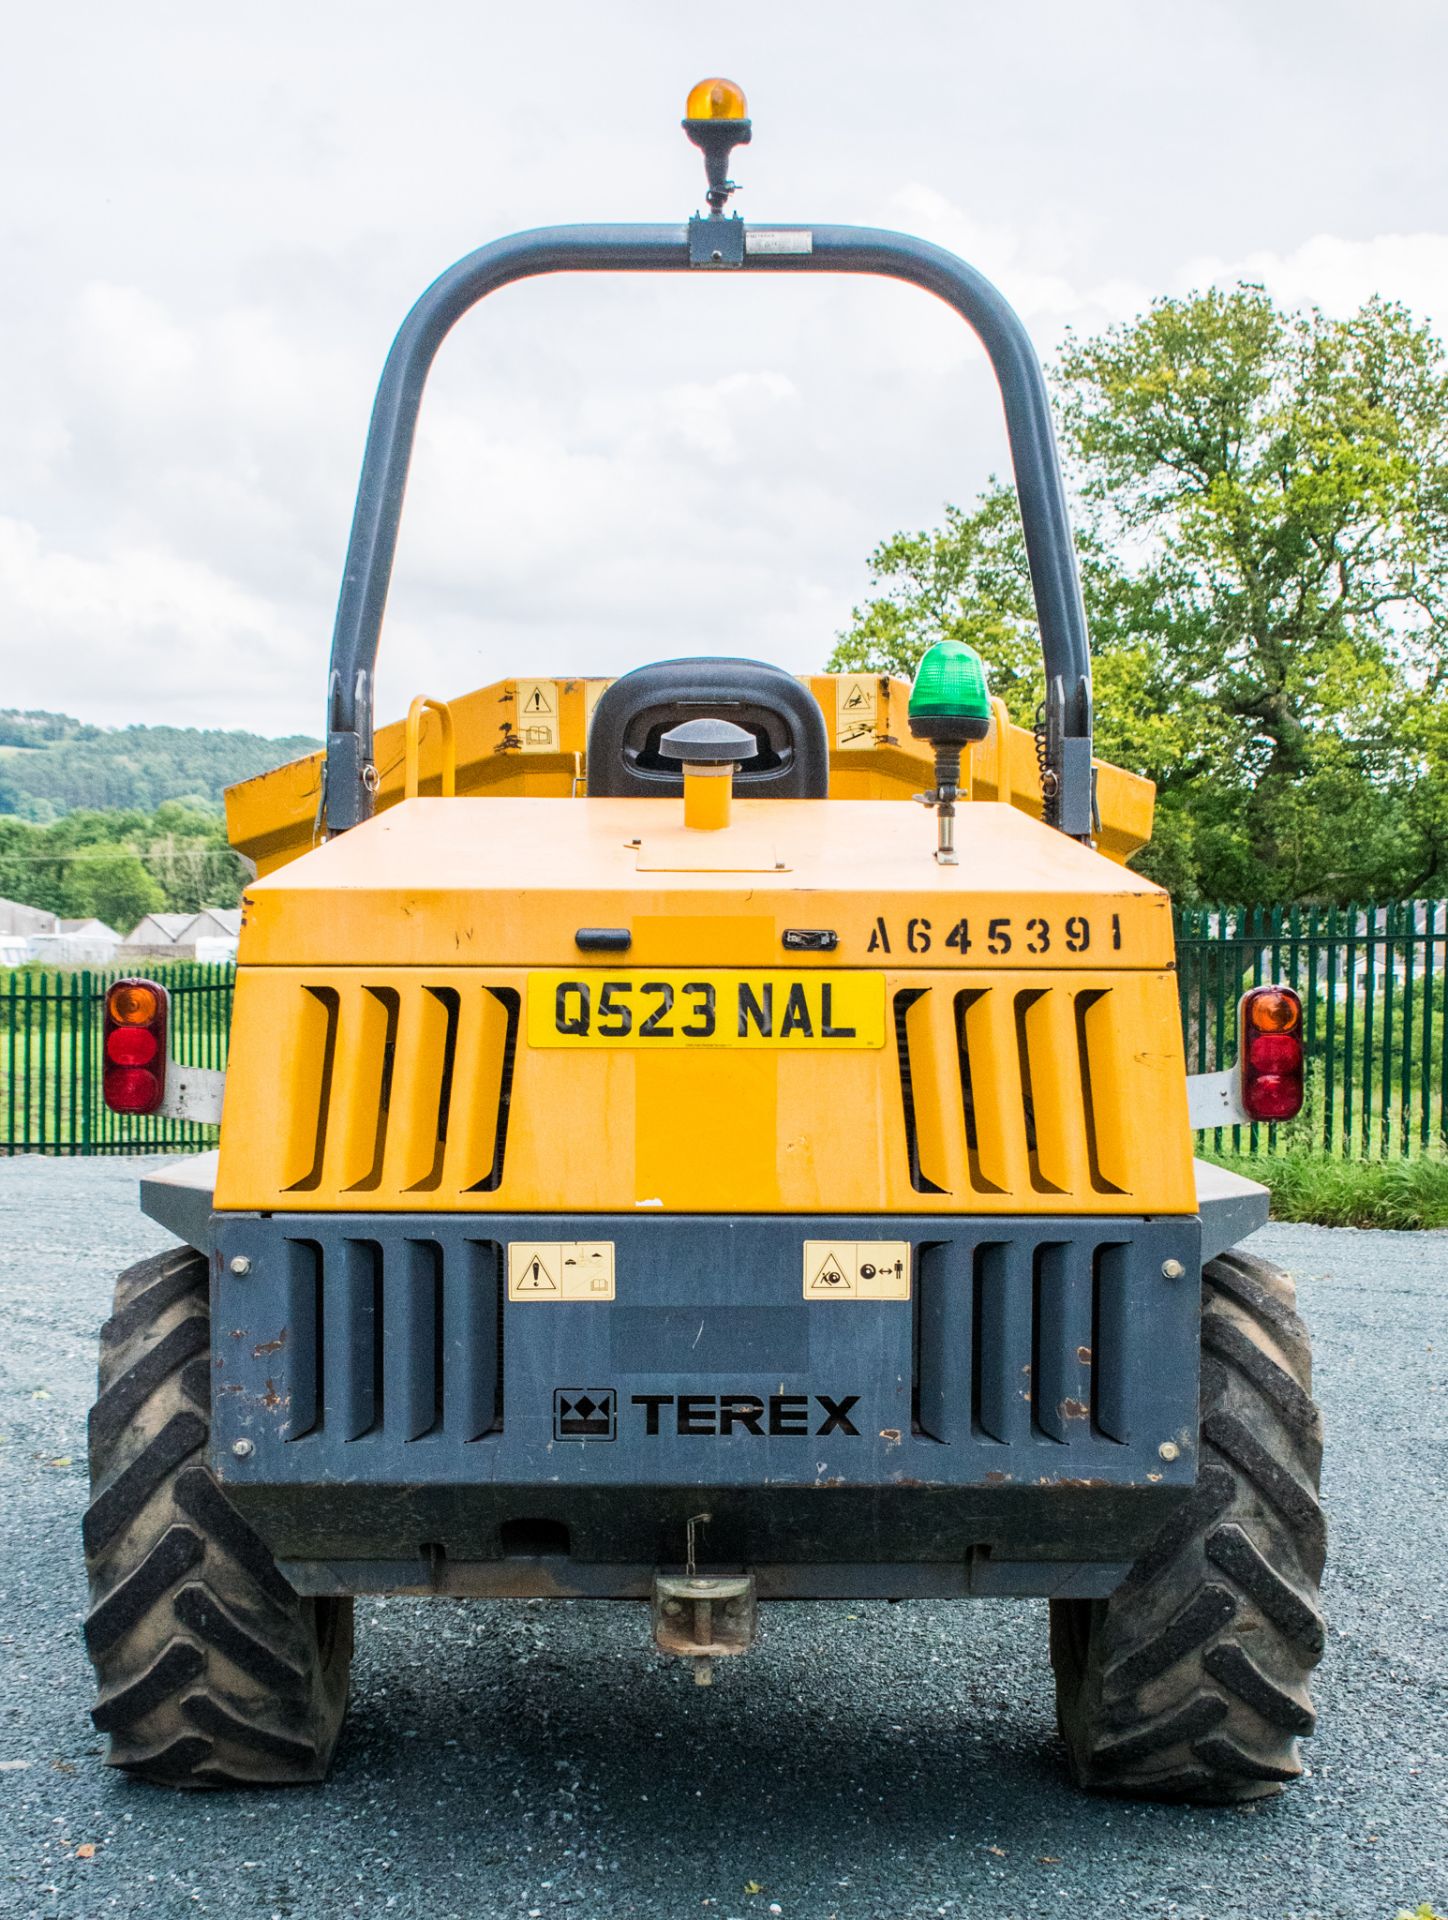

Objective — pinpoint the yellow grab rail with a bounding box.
[403,696,456,799]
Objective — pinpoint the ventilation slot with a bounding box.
[1012,991,1060,1194]
[1076,989,1128,1196]
[391,1238,502,1443]
[403,986,459,1194]
[953,989,1030,1195]
[914,1241,966,1444]
[280,1239,323,1440]
[954,990,1004,1194]
[1029,1243,1093,1443]
[893,989,946,1195]
[349,988,400,1191]
[286,989,339,1192]
[378,1240,437,1441]
[322,1238,383,1441]
[468,989,520,1193]
[971,1241,1032,1444]
[449,1240,504,1441]
[1092,1243,1131,1444]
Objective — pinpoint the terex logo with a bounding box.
[631,1393,861,1437]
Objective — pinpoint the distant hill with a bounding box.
[0,711,318,820]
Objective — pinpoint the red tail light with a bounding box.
[1239,985,1303,1122]
[103,979,168,1114]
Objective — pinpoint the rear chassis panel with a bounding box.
[208,1211,1201,1598]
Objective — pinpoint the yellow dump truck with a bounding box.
[84,81,1323,1803]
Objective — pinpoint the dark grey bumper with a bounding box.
[203,1209,1203,1594]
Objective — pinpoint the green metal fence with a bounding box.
[0,964,233,1155]
[2,904,1446,1157]
[1175,901,1447,1159]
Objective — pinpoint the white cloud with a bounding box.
[2,2,1446,740]
[887,185,1155,348]
[1180,231,1448,330]
[0,518,310,725]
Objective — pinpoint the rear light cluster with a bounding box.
[1239,985,1303,1121]
[103,979,168,1114]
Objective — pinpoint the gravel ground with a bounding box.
[0,1156,1444,1920]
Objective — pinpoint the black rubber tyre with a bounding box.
[1050,1247,1326,1803]
[83,1246,353,1787]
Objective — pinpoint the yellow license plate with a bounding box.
[527,970,886,1049]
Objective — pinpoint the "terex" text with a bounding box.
[631,1392,861,1437]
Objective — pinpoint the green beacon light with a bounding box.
[907,639,993,865]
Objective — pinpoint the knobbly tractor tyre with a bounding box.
[1050,1248,1326,1802]
[83,1247,353,1787]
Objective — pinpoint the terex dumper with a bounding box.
[83,81,1325,1802]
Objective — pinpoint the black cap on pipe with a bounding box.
[658,717,757,765]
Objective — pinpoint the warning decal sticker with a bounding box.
[514,680,560,753]
[801,1241,911,1300]
[834,675,878,750]
[807,1246,854,1294]
[508,1241,616,1302]
[582,679,610,736]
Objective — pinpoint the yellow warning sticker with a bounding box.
[582,679,610,736]
[514,680,560,753]
[834,675,878,750]
[508,1241,616,1302]
[802,1241,910,1300]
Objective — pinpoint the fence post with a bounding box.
[80,970,94,1155]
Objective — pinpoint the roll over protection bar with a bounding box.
[323,223,1094,837]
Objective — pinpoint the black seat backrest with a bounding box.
[586,657,830,799]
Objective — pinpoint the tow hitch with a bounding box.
[651,1574,757,1685]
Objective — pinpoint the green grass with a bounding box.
[1207,1149,1448,1230]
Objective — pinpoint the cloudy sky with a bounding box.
[3,0,1445,738]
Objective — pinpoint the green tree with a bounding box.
[0,709,317,816]
[59,848,164,932]
[830,286,1448,903]
[0,804,247,921]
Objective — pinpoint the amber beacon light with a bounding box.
[103,978,169,1114]
[683,77,752,214]
[685,77,748,120]
[1238,985,1304,1121]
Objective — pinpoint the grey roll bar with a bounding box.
[323,222,1094,835]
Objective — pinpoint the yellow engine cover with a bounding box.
[214,796,1196,1218]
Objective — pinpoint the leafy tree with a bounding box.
[0,804,248,924]
[59,849,164,932]
[0,711,318,817]
[830,286,1448,903]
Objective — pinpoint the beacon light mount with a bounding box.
[907,640,993,865]
[682,76,752,217]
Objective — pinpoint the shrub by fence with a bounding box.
[2,905,1446,1158]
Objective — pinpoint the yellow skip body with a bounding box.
[225,675,1156,876]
